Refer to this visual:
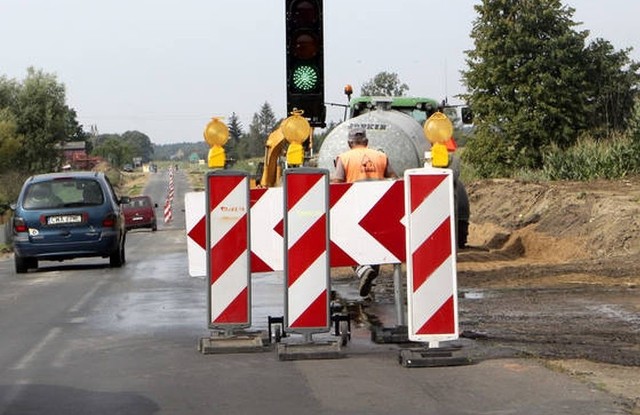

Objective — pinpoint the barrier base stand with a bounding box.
[398,344,473,368]
[198,330,268,354]
[371,325,410,344]
[276,338,343,361]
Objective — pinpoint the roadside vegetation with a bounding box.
[461,0,640,181]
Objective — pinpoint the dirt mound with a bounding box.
[465,178,640,260]
[453,178,640,411]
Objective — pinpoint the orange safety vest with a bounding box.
[338,148,389,183]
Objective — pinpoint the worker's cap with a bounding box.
[348,127,367,142]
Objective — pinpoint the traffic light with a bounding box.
[285,0,325,127]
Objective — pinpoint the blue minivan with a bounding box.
[12,172,130,273]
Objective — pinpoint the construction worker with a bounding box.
[331,127,397,296]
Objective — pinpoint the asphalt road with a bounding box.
[0,168,628,415]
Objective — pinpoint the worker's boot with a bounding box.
[356,265,378,296]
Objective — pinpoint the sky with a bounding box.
[1,0,639,145]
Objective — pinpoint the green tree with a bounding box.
[0,109,23,174]
[627,97,640,155]
[226,112,244,160]
[462,0,590,176]
[582,39,640,136]
[122,130,154,162]
[243,102,278,158]
[14,67,86,172]
[93,133,120,148]
[64,107,89,144]
[0,76,19,110]
[93,131,153,164]
[1,70,89,174]
[360,71,409,96]
[92,138,134,168]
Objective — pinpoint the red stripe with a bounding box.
[213,287,248,324]
[250,252,273,273]
[410,174,446,212]
[208,175,244,211]
[210,215,247,284]
[288,215,326,286]
[329,240,357,267]
[249,187,267,207]
[290,291,328,328]
[412,219,451,290]
[287,174,323,209]
[329,182,351,208]
[416,296,455,335]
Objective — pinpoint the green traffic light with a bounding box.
[292,65,318,91]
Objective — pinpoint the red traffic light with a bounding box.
[292,33,318,60]
[291,0,318,26]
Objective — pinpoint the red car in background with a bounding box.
[123,196,157,231]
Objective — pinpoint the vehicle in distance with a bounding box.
[123,196,158,231]
[12,171,129,273]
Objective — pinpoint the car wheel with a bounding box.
[109,236,125,267]
[152,221,157,232]
[27,257,38,270]
[121,235,126,264]
[15,254,28,274]
[109,248,123,267]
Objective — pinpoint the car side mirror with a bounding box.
[9,203,16,211]
[154,203,158,208]
[119,196,131,205]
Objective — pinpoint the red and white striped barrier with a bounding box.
[283,169,330,332]
[164,167,175,224]
[185,192,206,276]
[163,199,173,223]
[186,167,460,348]
[250,187,285,272]
[206,171,251,328]
[185,180,405,276]
[404,168,458,345]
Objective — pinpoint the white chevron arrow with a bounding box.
[330,181,400,264]
[250,187,283,271]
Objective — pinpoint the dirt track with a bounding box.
[341,178,639,411]
[446,178,640,411]
[459,178,639,361]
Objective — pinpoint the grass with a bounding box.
[120,172,150,196]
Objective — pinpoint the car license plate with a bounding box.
[47,214,82,225]
[133,216,143,221]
